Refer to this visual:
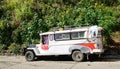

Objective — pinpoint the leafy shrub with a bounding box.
[0,44,7,54]
[8,43,20,54]
[20,44,27,55]
[0,44,7,52]
[0,0,119,46]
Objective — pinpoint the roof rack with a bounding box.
[49,24,94,32]
[49,26,75,31]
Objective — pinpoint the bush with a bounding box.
[0,44,7,55]
[8,43,21,54]
[20,44,27,55]
[0,44,7,51]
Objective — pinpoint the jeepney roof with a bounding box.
[40,26,102,35]
[40,32,54,35]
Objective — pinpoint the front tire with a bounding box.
[72,51,84,62]
[25,51,35,61]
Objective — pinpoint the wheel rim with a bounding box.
[75,54,82,60]
[72,51,83,62]
[26,53,32,60]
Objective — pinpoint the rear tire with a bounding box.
[72,51,84,62]
[25,51,35,61]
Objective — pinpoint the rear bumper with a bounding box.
[91,49,104,54]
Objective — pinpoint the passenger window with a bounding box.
[55,33,70,40]
[71,32,79,39]
[55,34,62,40]
[62,33,70,39]
[78,32,85,38]
[71,31,85,39]
[42,35,49,45]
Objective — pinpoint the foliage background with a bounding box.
[0,0,120,53]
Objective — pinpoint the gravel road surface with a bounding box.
[0,56,120,69]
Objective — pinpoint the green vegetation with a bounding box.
[0,0,120,54]
[8,43,20,54]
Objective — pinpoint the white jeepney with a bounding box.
[25,25,104,62]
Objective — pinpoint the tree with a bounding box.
[0,0,119,49]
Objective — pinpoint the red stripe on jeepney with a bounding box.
[75,43,95,50]
[41,44,49,50]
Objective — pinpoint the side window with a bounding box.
[71,32,79,39]
[55,34,62,40]
[78,31,85,38]
[42,35,49,44]
[71,31,85,39]
[55,33,70,40]
[62,33,70,39]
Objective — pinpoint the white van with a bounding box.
[25,25,104,62]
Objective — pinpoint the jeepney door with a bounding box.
[41,35,49,50]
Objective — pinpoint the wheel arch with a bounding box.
[71,49,80,54]
[26,47,40,56]
[26,49,35,55]
[69,46,91,54]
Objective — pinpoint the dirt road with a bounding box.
[0,56,120,69]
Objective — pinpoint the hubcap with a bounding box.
[27,53,32,60]
[76,54,81,60]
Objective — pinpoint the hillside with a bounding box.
[0,0,120,54]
